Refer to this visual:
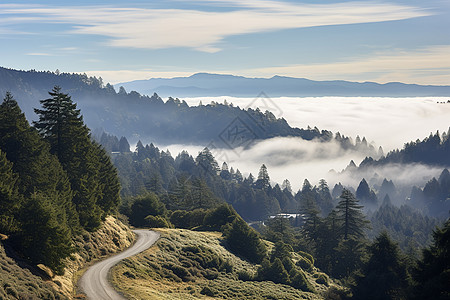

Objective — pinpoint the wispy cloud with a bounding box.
[26,52,51,56]
[0,1,431,52]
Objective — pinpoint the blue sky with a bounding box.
[1,0,449,84]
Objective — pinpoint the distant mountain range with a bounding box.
[116,73,450,97]
[0,67,335,146]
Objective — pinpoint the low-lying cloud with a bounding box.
[157,136,445,196]
[153,96,449,193]
[182,96,450,151]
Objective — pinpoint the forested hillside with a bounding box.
[0,89,120,275]
[0,85,448,300]
[0,67,377,155]
[360,130,450,167]
[98,133,445,255]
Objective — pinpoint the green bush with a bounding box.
[144,215,171,228]
[298,251,314,265]
[129,193,166,227]
[203,269,219,280]
[165,264,192,282]
[238,270,254,281]
[170,209,207,229]
[220,259,233,273]
[296,256,313,271]
[290,269,315,293]
[203,204,238,231]
[224,218,267,263]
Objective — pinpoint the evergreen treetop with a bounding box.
[336,189,370,240]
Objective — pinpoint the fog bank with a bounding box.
[181,96,450,151]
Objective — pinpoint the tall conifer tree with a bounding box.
[34,87,119,230]
[336,189,370,240]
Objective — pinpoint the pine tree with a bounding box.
[336,189,370,240]
[356,178,377,205]
[16,192,74,275]
[34,86,88,161]
[33,87,119,230]
[196,147,219,176]
[413,219,450,300]
[192,178,218,209]
[94,143,121,217]
[282,179,292,194]
[300,195,322,242]
[317,179,333,216]
[224,217,267,263]
[353,231,411,300]
[0,149,21,234]
[234,169,243,183]
[118,136,130,152]
[255,164,270,189]
[0,92,78,232]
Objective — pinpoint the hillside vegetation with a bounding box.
[112,228,338,300]
[0,216,134,299]
[0,67,377,150]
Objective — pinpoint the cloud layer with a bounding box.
[155,96,449,191]
[182,96,450,151]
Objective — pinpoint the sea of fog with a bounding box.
[152,96,450,191]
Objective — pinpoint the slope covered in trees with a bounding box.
[360,130,450,168]
[0,67,377,155]
[0,90,121,274]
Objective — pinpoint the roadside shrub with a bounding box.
[129,193,166,227]
[144,215,171,228]
[203,269,219,280]
[123,271,136,279]
[170,209,207,229]
[220,259,233,273]
[5,286,18,298]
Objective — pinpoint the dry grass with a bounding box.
[112,229,337,300]
[0,215,135,300]
[0,243,67,300]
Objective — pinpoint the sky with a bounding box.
[1,0,450,85]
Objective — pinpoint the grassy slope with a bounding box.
[0,243,67,300]
[112,229,338,300]
[0,216,134,300]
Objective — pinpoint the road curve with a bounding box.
[79,229,160,300]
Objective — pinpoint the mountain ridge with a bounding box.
[116,72,450,98]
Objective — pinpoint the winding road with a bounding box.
[79,229,160,300]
